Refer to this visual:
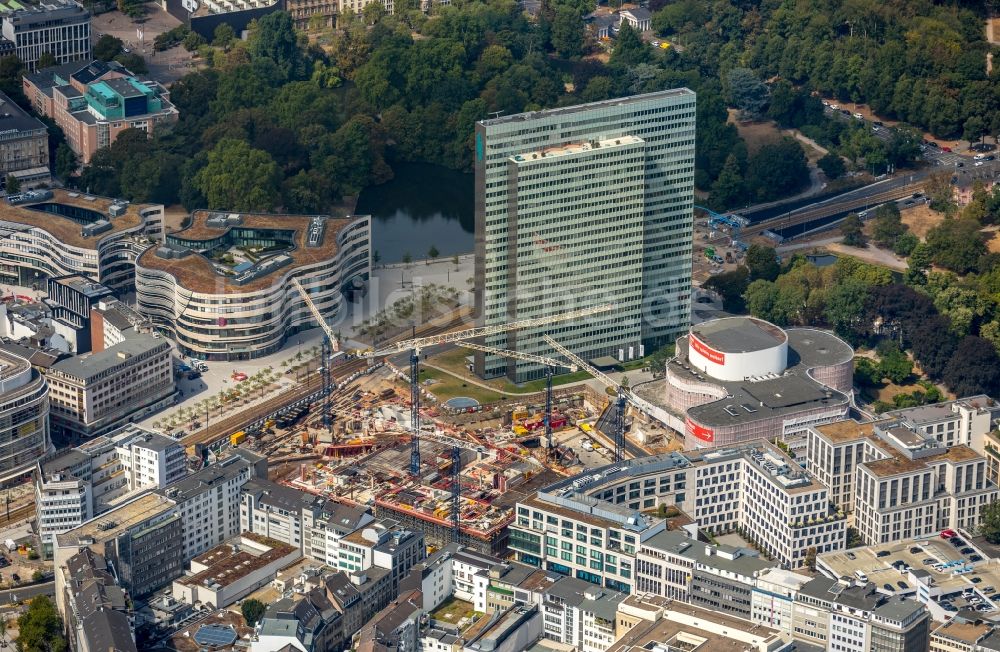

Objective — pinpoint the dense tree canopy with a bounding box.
[17,596,66,652]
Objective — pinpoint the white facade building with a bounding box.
[882,395,999,453]
[511,440,845,578]
[162,453,257,560]
[136,211,370,361]
[0,0,90,71]
[46,330,175,439]
[750,568,812,636]
[0,190,163,291]
[35,425,183,557]
[806,418,999,546]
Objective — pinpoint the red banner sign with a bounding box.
[686,418,714,442]
[690,333,725,365]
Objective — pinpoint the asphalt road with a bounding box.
[594,403,645,459]
[0,581,53,608]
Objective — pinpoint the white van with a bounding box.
[855,570,869,583]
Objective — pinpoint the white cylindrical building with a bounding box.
[687,317,788,381]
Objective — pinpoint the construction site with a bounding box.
[195,304,681,556]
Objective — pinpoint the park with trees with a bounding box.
[9,0,946,213]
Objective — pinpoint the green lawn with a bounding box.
[429,597,476,624]
[428,347,595,394]
[427,344,666,395]
[418,366,507,403]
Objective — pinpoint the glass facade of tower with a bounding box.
[474,90,696,381]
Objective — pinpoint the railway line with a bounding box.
[742,181,926,238]
[0,502,35,526]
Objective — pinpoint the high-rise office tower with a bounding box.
[473,90,696,381]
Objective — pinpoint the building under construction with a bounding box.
[282,437,540,556]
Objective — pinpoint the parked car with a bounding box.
[877,550,891,558]
[852,112,864,119]
[909,547,922,554]
[971,554,983,562]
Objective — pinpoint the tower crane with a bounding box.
[364,304,614,476]
[543,334,636,463]
[292,277,340,432]
[452,340,576,453]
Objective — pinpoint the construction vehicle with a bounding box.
[364,304,611,477]
[543,334,645,464]
[448,339,577,455]
[230,431,246,446]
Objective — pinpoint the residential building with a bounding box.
[652,317,854,449]
[136,210,370,361]
[23,59,176,164]
[161,451,262,560]
[354,589,422,652]
[541,576,625,652]
[324,566,396,642]
[986,431,1000,486]
[462,604,542,652]
[59,548,137,652]
[474,90,696,381]
[45,330,175,439]
[511,440,845,580]
[0,346,49,484]
[35,424,185,557]
[635,530,775,621]
[337,519,425,590]
[251,586,344,652]
[165,0,280,40]
[89,298,151,353]
[0,0,90,71]
[0,189,165,291]
[931,618,1000,652]
[750,568,813,637]
[336,0,393,18]
[54,492,183,600]
[303,501,375,566]
[793,577,931,652]
[611,593,790,652]
[882,396,999,453]
[805,419,999,546]
[54,450,264,598]
[44,275,113,354]
[172,534,300,609]
[240,478,326,554]
[400,543,555,618]
[954,178,997,207]
[0,90,49,188]
[285,0,337,28]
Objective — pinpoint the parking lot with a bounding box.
[91,8,200,83]
[819,533,1000,615]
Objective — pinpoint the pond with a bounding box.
[806,254,839,267]
[356,163,474,264]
